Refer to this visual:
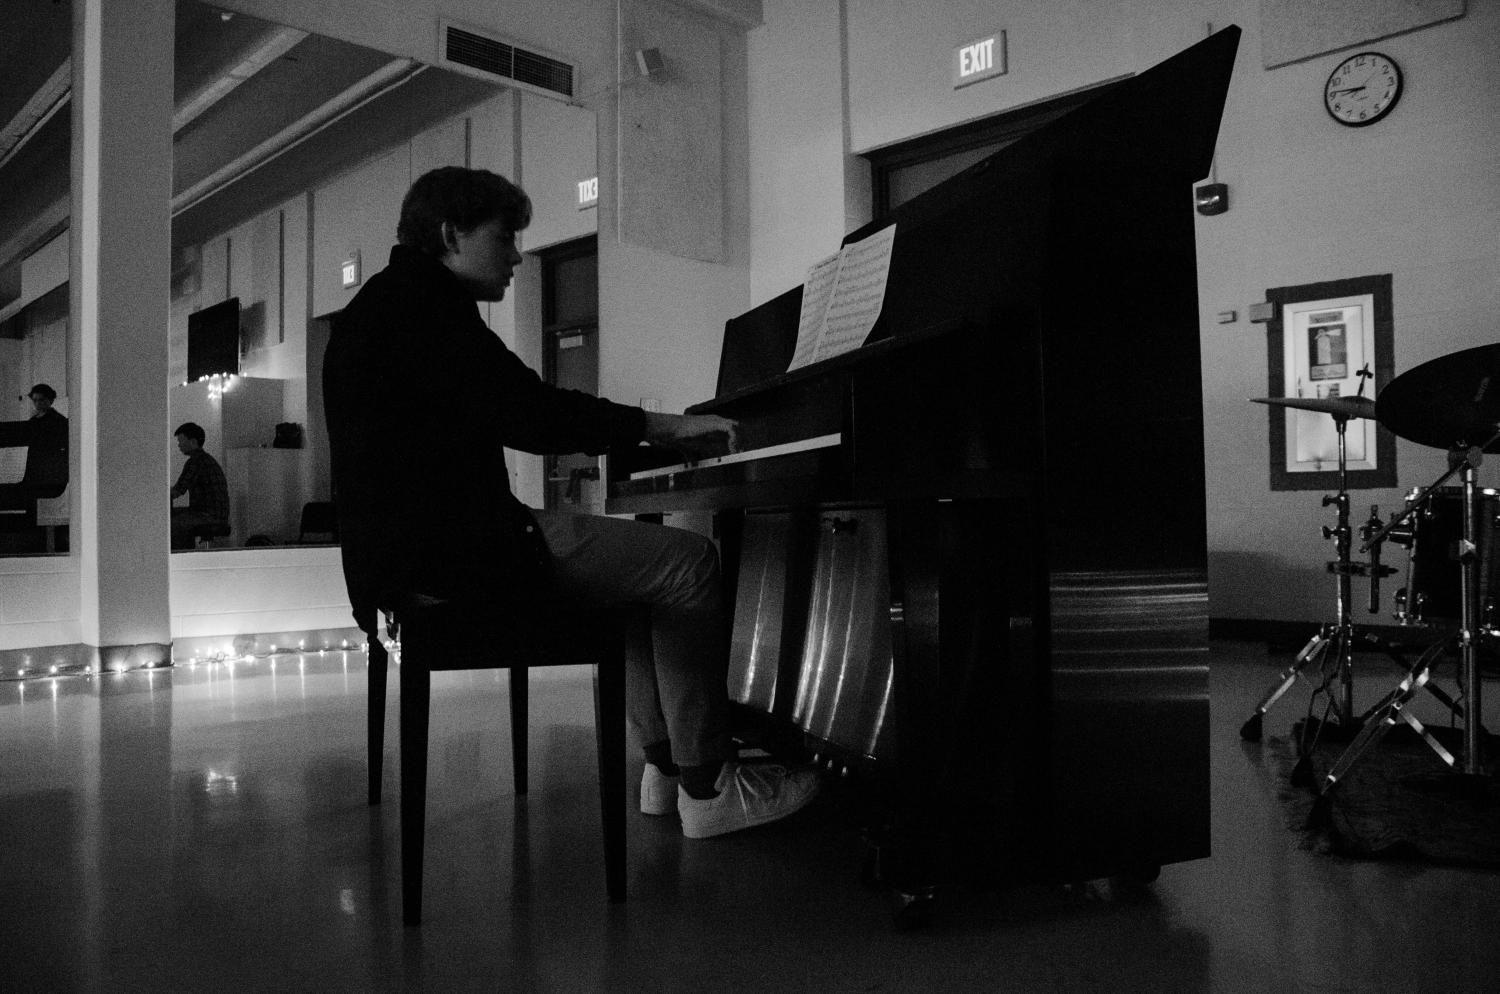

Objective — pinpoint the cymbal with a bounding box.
[1376,344,1500,451]
[1251,395,1377,419]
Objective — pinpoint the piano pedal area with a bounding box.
[702,499,1193,928]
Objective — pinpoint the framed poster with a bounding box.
[1265,274,1396,491]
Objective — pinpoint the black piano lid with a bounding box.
[708,26,1241,400]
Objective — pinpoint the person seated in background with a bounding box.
[0,384,69,532]
[22,383,68,499]
[169,421,230,550]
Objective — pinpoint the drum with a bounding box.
[1395,486,1500,629]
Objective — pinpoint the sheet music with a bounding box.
[787,223,897,371]
[0,447,25,485]
[788,252,841,371]
[814,224,896,361]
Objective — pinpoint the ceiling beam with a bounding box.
[173,25,308,132]
[0,60,71,173]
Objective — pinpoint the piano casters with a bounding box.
[1240,387,1394,744]
[1317,344,1500,801]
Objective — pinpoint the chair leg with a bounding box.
[593,625,628,903]
[510,664,529,795]
[399,645,431,927]
[368,639,388,806]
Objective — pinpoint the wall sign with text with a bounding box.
[577,176,599,210]
[1264,274,1395,491]
[952,32,1007,89]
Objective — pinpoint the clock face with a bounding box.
[1324,52,1403,127]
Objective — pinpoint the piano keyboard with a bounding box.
[629,432,842,481]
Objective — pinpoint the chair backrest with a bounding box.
[35,487,68,527]
[298,501,339,542]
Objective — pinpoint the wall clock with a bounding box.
[1324,51,1403,127]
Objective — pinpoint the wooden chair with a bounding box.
[365,597,635,925]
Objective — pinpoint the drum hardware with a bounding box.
[1241,381,1391,743]
[1382,484,1500,630]
[1321,441,1498,794]
[1317,344,1500,798]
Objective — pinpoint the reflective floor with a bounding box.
[2,640,1499,993]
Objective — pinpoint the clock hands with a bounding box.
[1329,85,1366,96]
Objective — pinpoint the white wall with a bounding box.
[521,94,599,252]
[598,0,753,417]
[743,0,1500,624]
[745,0,848,304]
[168,546,348,639]
[1195,3,1500,621]
[0,556,81,651]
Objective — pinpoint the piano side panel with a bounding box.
[1047,570,1210,878]
[1036,165,1212,875]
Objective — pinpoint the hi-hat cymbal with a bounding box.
[1376,344,1500,451]
[1251,395,1377,419]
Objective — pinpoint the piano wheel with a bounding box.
[859,835,938,928]
[888,885,937,931]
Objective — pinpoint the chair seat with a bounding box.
[399,596,624,671]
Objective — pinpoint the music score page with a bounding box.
[787,224,896,371]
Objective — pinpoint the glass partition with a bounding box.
[0,1,74,556]
[166,1,504,550]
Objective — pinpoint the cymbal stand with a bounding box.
[1318,434,1500,798]
[1241,409,1395,741]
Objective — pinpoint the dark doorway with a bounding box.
[539,236,599,510]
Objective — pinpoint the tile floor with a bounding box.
[2,640,1498,993]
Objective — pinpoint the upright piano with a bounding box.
[608,28,1239,912]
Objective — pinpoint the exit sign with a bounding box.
[577,176,599,210]
[340,249,361,289]
[952,31,1006,89]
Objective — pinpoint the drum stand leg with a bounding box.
[1240,413,1360,743]
[1240,626,1344,742]
[1318,638,1456,796]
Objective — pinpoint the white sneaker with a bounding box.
[640,763,679,816]
[678,762,821,839]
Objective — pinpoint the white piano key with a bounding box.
[628,432,842,481]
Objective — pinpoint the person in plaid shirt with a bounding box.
[169,421,230,549]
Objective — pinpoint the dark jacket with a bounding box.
[24,407,68,499]
[323,245,645,633]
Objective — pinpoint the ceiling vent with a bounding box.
[438,22,575,100]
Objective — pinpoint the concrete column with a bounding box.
[70,0,173,664]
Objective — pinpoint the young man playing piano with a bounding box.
[324,166,819,838]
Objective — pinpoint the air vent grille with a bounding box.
[443,25,574,99]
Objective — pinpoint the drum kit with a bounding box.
[1240,344,1500,795]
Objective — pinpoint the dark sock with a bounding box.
[643,740,679,777]
[680,762,723,800]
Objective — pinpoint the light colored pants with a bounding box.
[531,508,729,767]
